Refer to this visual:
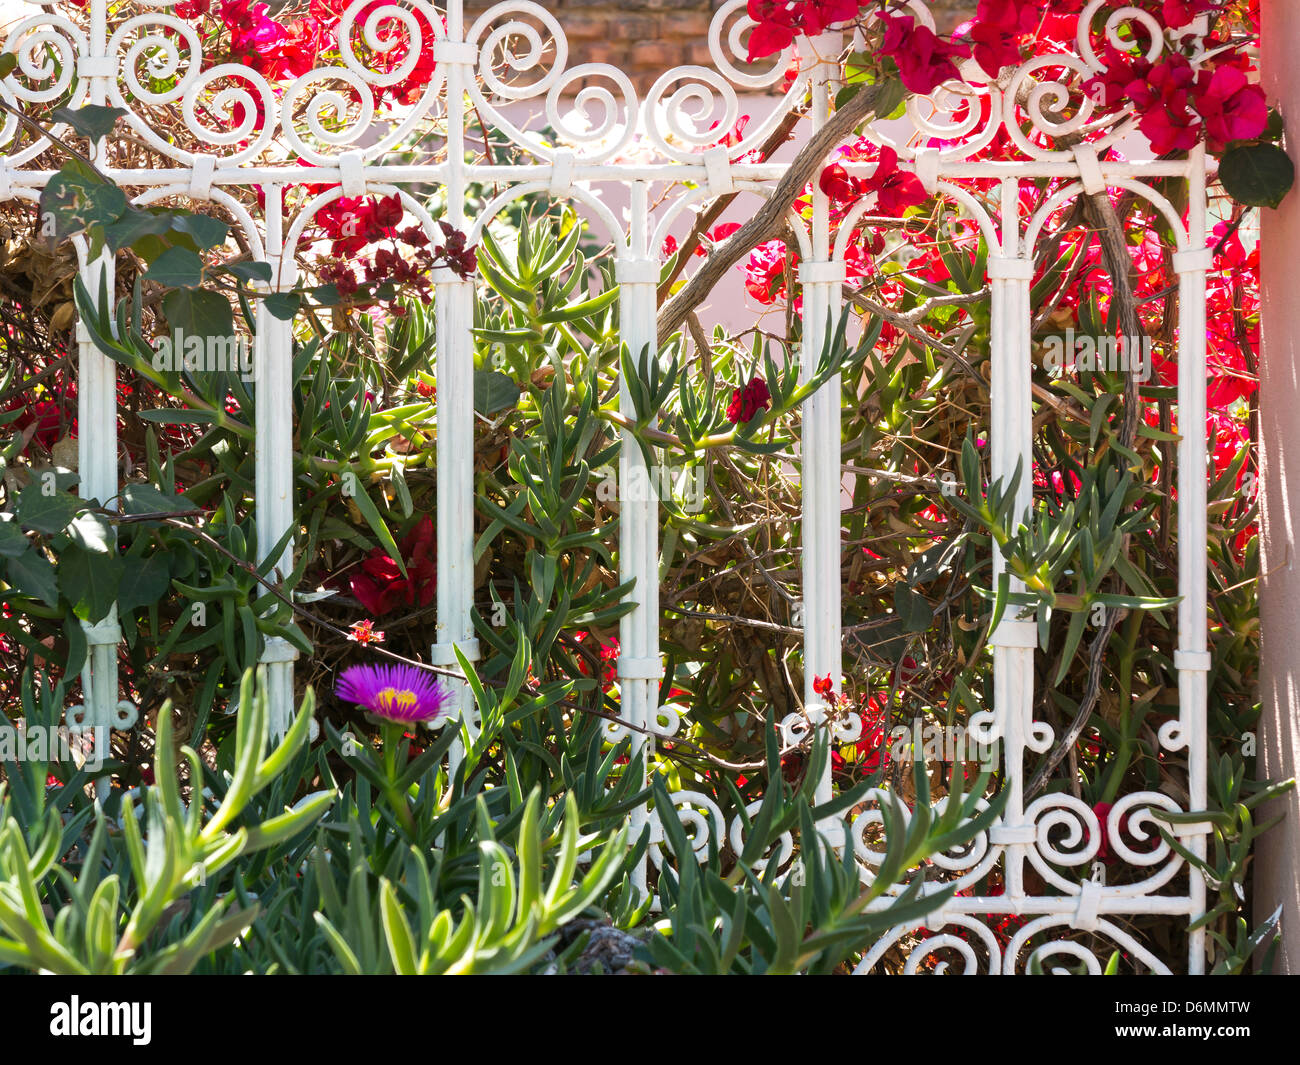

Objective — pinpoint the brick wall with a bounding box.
[468,2,977,93]
[467,0,717,86]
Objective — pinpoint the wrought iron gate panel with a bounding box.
[0,0,1213,972]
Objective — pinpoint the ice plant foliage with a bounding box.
[335,663,451,724]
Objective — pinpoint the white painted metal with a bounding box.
[255,181,298,736]
[0,0,1215,972]
[431,0,479,758]
[798,32,844,818]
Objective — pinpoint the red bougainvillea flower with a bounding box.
[254,14,326,80]
[1088,801,1157,865]
[878,13,970,96]
[1091,801,1121,864]
[1083,44,1153,109]
[830,693,889,774]
[698,222,741,256]
[1163,0,1216,27]
[7,399,65,453]
[745,239,792,304]
[317,193,405,258]
[433,219,479,277]
[1208,408,1252,484]
[861,145,929,216]
[347,619,385,645]
[745,0,861,61]
[574,631,620,690]
[216,0,325,82]
[1196,63,1268,153]
[813,674,835,696]
[727,376,772,424]
[350,514,437,617]
[967,0,1039,79]
[710,113,763,163]
[336,663,451,724]
[1132,54,1204,154]
[819,160,860,205]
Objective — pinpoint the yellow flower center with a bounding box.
[374,686,419,717]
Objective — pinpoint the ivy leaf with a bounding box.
[893,583,933,634]
[1220,141,1295,209]
[117,554,172,613]
[6,549,59,607]
[162,287,234,339]
[870,77,907,122]
[307,284,341,306]
[51,104,127,141]
[474,370,521,415]
[103,206,176,253]
[0,521,29,559]
[144,246,205,289]
[67,512,115,554]
[0,53,17,79]
[844,52,873,86]
[221,260,274,285]
[15,483,81,535]
[37,160,126,243]
[130,234,173,265]
[121,483,185,515]
[60,543,124,622]
[262,292,302,320]
[170,214,230,251]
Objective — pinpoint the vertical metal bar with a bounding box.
[256,183,298,736]
[77,0,119,790]
[432,268,478,737]
[799,32,842,812]
[987,178,1037,897]
[618,182,661,895]
[432,0,481,750]
[1176,145,1210,974]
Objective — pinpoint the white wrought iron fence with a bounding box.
[0,0,1213,973]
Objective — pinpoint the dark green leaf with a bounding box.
[15,484,80,535]
[0,521,28,559]
[870,77,907,123]
[38,161,126,243]
[262,292,302,320]
[144,246,205,289]
[162,287,234,339]
[1220,141,1295,209]
[893,583,932,633]
[52,104,127,141]
[102,206,175,252]
[117,554,172,613]
[121,483,185,515]
[60,544,123,622]
[6,549,58,607]
[169,213,230,250]
[222,260,274,285]
[137,410,219,427]
[67,512,114,554]
[474,370,522,415]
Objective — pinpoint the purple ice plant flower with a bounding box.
[335,663,451,724]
